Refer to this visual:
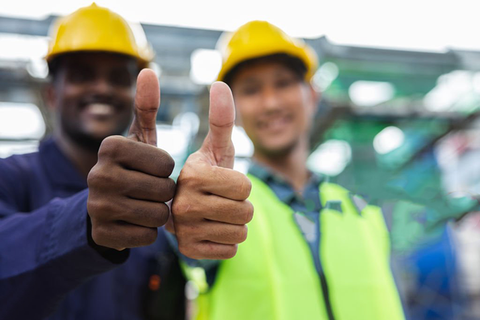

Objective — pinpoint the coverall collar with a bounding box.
[39,137,87,190]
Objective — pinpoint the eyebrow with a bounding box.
[65,62,89,70]
[241,77,260,84]
[273,68,294,77]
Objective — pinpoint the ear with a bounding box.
[44,83,57,111]
[307,82,321,115]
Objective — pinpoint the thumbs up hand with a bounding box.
[87,69,175,251]
[170,82,253,260]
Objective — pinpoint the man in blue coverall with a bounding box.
[0,4,252,320]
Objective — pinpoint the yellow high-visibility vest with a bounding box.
[193,175,405,320]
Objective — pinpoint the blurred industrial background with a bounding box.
[2,2,480,319]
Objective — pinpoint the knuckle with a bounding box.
[153,149,175,177]
[244,201,254,223]
[162,153,175,176]
[154,204,170,226]
[98,135,123,158]
[221,246,238,259]
[117,201,136,222]
[237,225,248,243]
[178,242,195,258]
[88,199,115,218]
[160,178,176,201]
[171,200,191,217]
[176,224,203,246]
[238,177,252,199]
[178,161,207,188]
[234,201,254,224]
[91,225,107,246]
[177,169,194,187]
[119,180,134,196]
[87,166,102,187]
[175,225,192,241]
[122,199,139,216]
[138,228,158,246]
[86,198,96,216]
[86,197,100,216]
[87,166,117,190]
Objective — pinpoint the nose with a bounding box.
[91,76,114,97]
[261,86,282,111]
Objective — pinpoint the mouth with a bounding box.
[82,103,117,119]
[258,114,292,132]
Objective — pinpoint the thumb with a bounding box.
[128,68,160,146]
[201,81,235,169]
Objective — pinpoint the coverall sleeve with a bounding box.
[0,189,128,319]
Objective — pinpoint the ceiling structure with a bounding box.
[1,14,480,175]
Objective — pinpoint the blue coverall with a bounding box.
[0,138,185,320]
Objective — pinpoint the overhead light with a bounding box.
[232,126,254,158]
[312,62,339,91]
[232,126,254,174]
[190,49,222,85]
[348,81,395,107]
[172,111,200,138]
[373,126,405,154]
[424,70,474,112]
[0,102,46,139]
[148,61,162,78]
[0,141,40,158]
[473,72,480,93]
[156,124,190,179]
[0,33,48,62]
[307,140,351,176]
[156,124,189,158]
[27,59,49,79]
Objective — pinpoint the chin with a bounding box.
[87,130,117,140]
[83,122,129,140]
[257,140,298,158]
[71,133,105,152]
[67,129,123,152]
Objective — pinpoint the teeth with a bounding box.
[86,103,114,116]
[264,117,286,130]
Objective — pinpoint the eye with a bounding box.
[67,66,94,83]
[110,69,133,87]
[275,77,296,89]
[239,86,260,96]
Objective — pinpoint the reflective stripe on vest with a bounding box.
[193,175,405,320]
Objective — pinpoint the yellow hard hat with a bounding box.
[216,20,318,82]
[46,3,153,67]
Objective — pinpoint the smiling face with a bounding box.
[230,59,317,158]
[49,52,138,151]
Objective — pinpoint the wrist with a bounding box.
[86,215,129,264]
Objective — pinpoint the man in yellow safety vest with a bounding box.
[171,20,406,320]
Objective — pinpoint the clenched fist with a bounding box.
[170,82,253,260]
[87,69,175,251]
